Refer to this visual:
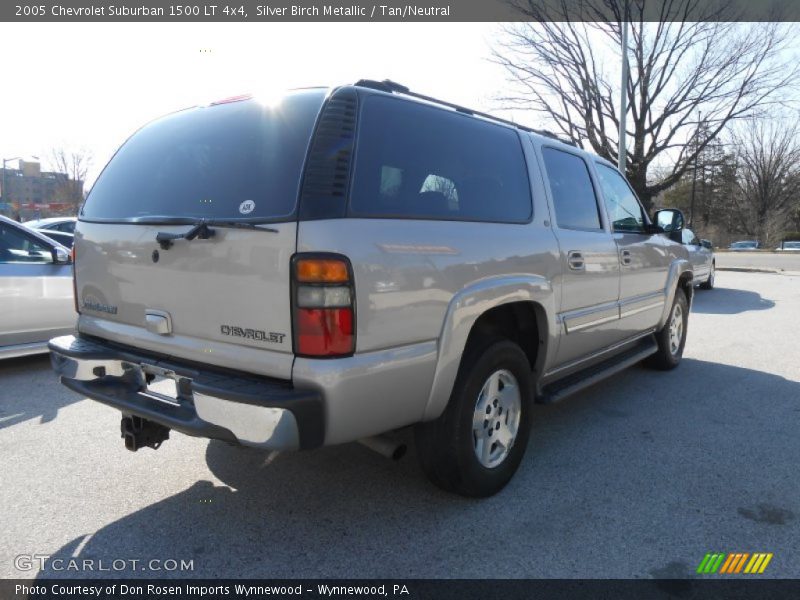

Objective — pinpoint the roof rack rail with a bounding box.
[353,79,577,147]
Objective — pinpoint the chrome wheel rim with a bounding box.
[668,303,684,355]
[472,369,521,469]
[708,264,715,286]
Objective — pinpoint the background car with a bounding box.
[775,241,800,251]
[0,215,75,359]
[24,216,77,234]
[35,229,74,249]
[681,229,715,289]
[729,240,760,251]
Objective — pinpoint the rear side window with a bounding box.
[82,89,326,221]
[541,147,602,231]
[350,96,532,223]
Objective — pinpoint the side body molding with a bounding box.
[657,258,693,329]
[421,275,556,421]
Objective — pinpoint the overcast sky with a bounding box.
[0,22,544,186]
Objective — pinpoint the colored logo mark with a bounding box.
[696,552,773,574]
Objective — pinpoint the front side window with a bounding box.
[350,96,532,223]
[541,147,602,231]
[0,224,53,264]
[595,164,646,233]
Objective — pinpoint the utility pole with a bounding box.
[689,112,701,228]
[617,7,629,173]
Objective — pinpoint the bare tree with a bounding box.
[492,0,798,209]
[49,147,92,206]
[728,119,800,246]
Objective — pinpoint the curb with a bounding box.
[717,267,800,275]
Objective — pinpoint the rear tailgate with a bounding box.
[75,221,296,379]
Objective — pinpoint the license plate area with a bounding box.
[139,364,191,406]
[144,376,179,404]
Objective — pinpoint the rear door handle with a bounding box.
[567,250,585,271]
[620,249,632,266]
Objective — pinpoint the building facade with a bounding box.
[0,160,83,219]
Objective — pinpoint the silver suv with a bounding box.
[49,80,693,497]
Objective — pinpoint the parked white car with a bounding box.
[24,216,77,234]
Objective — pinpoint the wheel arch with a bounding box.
[421,275,555,421]
[658,259,693,328]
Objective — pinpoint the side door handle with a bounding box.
[620,249,632,266]
[567,250,585,271]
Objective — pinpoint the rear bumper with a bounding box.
[48,335,324,450]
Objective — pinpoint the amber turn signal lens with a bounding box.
[296,258,350,283]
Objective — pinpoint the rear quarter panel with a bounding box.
[297,135,562,426]
[297,219,559,354]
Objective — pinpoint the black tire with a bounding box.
[644,287,689,370]
[414,339,533,497]
[699,262,715,290]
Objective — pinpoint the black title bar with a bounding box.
[3,0,800,22]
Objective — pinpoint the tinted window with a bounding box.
[595,164,645,233]
[82,90,325,221]
[541,148,602,230]
[681,229,699,245]
[350,96,531,222]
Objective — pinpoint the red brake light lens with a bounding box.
[296,308,354,356]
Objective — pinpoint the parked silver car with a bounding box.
[49,80,694,496]
[0,215,75,358]
[680,229,714,289]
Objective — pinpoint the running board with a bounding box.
[538,337,658,404]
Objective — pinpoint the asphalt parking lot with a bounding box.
[1,271,798,579]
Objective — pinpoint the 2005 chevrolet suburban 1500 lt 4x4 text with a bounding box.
[49,80,693,496]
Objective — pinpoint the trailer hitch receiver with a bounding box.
[121,415,170,451]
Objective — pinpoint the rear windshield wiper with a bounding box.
[141,217,279,250]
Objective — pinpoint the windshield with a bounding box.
[81,89,326,222]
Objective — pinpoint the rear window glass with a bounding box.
[82,89,325,221]
[349,96,532,223]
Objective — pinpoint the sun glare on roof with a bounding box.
[253,88,285,109]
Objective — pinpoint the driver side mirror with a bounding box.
[700,239,713,250]
[52,246,72,265]
[653,209,685,243]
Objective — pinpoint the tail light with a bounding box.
[292,254,354,357]
[71,245,79,314]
